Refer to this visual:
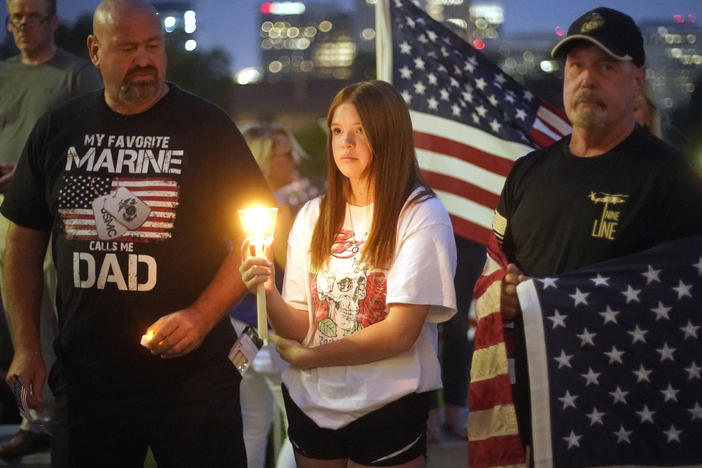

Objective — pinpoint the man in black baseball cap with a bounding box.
[551,7,645,66]
[549,7,647,142]
[472,6,702,465]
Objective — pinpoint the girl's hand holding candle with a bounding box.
[237,207,278,341]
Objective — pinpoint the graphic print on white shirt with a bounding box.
[281,194,458,429]
[309,206,387,345]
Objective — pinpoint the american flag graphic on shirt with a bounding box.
[58,174,179,242]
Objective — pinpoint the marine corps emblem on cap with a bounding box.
[550,7,645,66]
[580,12,604,33]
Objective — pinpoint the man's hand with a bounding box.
[500,263,529,321]
[144,307,211,359]
[270,334,313,370]
[0,163,17,194]
[5,348,45,411]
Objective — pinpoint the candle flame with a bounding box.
[238,207,278,252]
[145,330,154,341]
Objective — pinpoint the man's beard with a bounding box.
[119,66,160,103]
[570,89,607,129]
[570,109,606,129]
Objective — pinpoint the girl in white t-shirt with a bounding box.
[240,80,457,468]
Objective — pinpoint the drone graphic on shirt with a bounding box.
[589,191,629,241]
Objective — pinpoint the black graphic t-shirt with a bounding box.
[1,84,273,393]
[496,126,702,277]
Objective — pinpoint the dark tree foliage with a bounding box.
[164,29,235,113]
[352,50,376,82]
[672,77,702,171]
[55,13,93,60]
[293,122,328,183]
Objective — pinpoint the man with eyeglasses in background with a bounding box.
[0,0,101,459]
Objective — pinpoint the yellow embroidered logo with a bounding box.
[492,210,507,243]
[589,192,628,240]
[581,12,605,33]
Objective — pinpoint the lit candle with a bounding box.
[238,207,278,341]
[140,329,154,347]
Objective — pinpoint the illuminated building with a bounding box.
[465,2,504,47]
[424,0,471,37]
[640,17,702,111]
[153,1,198,52]
[358,0,471,40]
[258,1,356,81]
[491,33,556,77]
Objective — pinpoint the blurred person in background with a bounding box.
[0,0,101,457]
[246,125,321,214]
[633,83,662,138]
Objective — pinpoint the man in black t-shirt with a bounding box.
[474,6,702,457]
[0,0,273,466]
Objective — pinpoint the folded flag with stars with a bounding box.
[375,0,571,245]
[517,236,702,467]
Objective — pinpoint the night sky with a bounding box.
[3,0,700,72]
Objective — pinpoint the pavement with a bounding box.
[0,426,49,467]
[428,428,469,467]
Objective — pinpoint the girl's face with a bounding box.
[330,102,373,192]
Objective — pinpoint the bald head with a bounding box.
[92,0,159,39]
[87,0,168,114]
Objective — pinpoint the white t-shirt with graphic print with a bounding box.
[281,190,457,429]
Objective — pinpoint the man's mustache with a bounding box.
[573,90,607,108]
[124,66,158,82]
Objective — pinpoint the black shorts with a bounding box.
[282,384,430,466]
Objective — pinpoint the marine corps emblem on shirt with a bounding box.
[589,191,628,240]
[581,12,605,33]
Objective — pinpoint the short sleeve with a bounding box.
[496,149,534,257]
[385,197,457,323]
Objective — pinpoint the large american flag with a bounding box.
[375,0,571,245]
[58,175,179,242]
[517,236,702,467]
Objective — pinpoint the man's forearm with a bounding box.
[189,246,248,331]
[2,223,49,352]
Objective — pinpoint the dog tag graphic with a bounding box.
[103,187,151,230]
[92,196,128,240]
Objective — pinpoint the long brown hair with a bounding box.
[310,80,434,269]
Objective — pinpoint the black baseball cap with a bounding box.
[551,7,645,66]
